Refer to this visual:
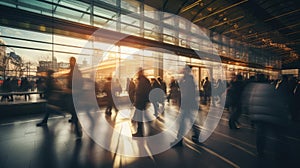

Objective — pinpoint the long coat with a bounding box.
[242,83,289,127]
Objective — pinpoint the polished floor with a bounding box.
[0,100,299,168]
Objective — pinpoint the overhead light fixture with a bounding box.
[207,7,213,12]
[180,0,202,13]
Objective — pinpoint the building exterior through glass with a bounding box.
[0,0,283,90]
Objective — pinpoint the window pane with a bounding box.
[121,0,140,13]
[96,0,116,6]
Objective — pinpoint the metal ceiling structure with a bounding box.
[138,0,300,68]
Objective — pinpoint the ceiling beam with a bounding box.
[179,0,202,14]
[286,30,300,36]
[193,0,248,23]
[208,16,244,29]
[176,0,189,14]
[190,0,216,21]
[238,22,300,41]
[264,8,300,22]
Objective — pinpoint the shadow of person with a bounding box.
[32,125,58,168]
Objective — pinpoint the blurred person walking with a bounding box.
[227,74,245,129]
[171,65,200,146]
[203,77,211,105]
[128,78,136,106]
[36,77,46,99]
[65,57,84,137]
[242,74,289,165]
[132,68,151,137]
[103,77,119,115]
[167,76,180,105]
[36,70,62,126]
[20,77,31,100]
[157,77,167,113]
[1,77,13,102]
[150,77,161,118]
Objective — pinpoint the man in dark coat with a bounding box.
[228,74,245,129]
[132,68,151,137]
[65,57,83,137]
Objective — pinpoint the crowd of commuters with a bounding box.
[0,76,36,102]
[2,59,299,162]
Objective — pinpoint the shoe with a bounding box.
[36,122,47,127]
[235,121,241,129]
[229,121,238,129]
[192,136,203,145]
[132,132,143,137]
[231,122,240,129]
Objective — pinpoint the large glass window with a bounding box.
[0,0,281,86]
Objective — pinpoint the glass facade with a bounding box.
[0,0,281,90]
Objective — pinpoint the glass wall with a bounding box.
[0,0,280,90]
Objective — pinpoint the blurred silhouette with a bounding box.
[11,77,19,92]
[157,77,167,94]
[128,78,136,106]
[113,78,122,96]
[81,75,101,133]
[167,76,180,105]
[275,75,293,109]
[242,74,289,163]
[203,77,211,105]
[227,74,245,129]
[36,70,62,126]
[214,79,226,104]
[150,77,161,118]
[36,77,46,99]
[103,77,119,115]
[1,77,13,102]
[157,77,167,113]
[276,76,296,122]
[171,65,200,146]
[132,68,151,137]
[66,57,84,137]
[20,77,31,100]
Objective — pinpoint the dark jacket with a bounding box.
[135,75,151,110]
[242,83,289,127]
[227,80,245,106]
